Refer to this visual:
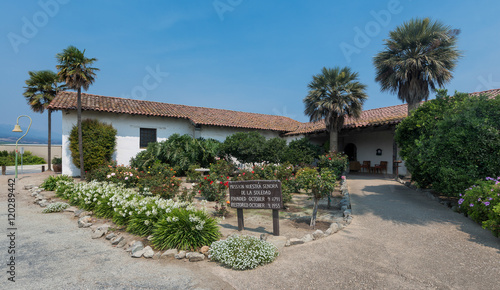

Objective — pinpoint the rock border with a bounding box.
[26,177,353,262]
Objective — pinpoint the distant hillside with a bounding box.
[0,124,62,144]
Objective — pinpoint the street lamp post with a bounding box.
[12,115,32,179]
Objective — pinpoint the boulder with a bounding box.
[143,246,155,258]
[116,239,127,248]
[289,238,304,246]
[130,241,144,255]
[131,249,145,258]
[188,252,205,262]
[105,233,117,240]
[161,249,178,259]
[111,236,124,245]
[329,223,340,234]
[78,216,92,228]
[312,230,325,240]
[175,250,186,259]
[301,234,313,243]
[91,229,105,239]
[200,246,210,256]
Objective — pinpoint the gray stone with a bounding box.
[341,205,348,211]
[38,200,48,207]
[343,209,352,218]
[153,252,162,260]
[31,192,38,197]
[329,223,340,234]
[175,250,186,259]
[285,240,291,247]
[91,229,105,239]
[188,252,205,262]
[289,238,304,245]
[200,246,210,256]
[336,222,344,230]
[325,228,333,235]
[77,211,92,218]
[64,206,78,212]
[161,249,178,259]
[143,246,155,258]
[24,185,34,190]
[74,209,85,217]
[266,235,287,251]
[345,216,353,224]
[260,233,267,241]
[111,236,124,245]
[131,249,145,258]
[301,234,313,243]
[97,224,110,235]
[78,216,92,228]
[130,241,144,255]
[105,233,117,240]
[116,239,127,248]
[312,230,325,240]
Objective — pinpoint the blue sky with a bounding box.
[1,0,500,141]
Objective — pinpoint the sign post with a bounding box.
[228,180,283,236]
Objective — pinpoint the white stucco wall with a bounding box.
[199,126,280,142]
[61,111,193,176]
[342,130,398,174]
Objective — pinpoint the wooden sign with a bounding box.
[228,180,282,235]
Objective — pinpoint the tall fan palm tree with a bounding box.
[304,67,367,152]
[23,70,65,171]
[373,18,461,114]
[56,46,99,179]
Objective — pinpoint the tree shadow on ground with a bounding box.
[348,176,500,253]
[218,223,271,235]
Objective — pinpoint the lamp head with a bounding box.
[12,124,22,132]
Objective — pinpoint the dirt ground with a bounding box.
[18,172,345,243]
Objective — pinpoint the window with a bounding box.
[140,128,157,148]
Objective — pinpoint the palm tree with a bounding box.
[304,67,367,152]
[56,46,99,179]
[373,18,461,114]
[23,70,65,171]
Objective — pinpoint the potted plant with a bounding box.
[52,157,62,173]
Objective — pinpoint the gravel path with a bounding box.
[208,175,500,289]
[1,173,498,289]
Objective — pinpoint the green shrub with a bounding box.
[137,163,181,199]
[69,119,117,173]
[151,207,221,251]
[52,157,62,165]
[262,137,287,163]
[209,159,234,177]
[283,137,323,165]
[42,202,69,213]
[40,175,74,191]
[186,164,202,182]
[317,152,348,179]
[396,92,500,196]
[0,150,45,166]
[209,235,279,270]
[196,175,229,202]
[86,163,140,188]
[130,134,220,175]
[459,177,500,237]
[221,131,266,163]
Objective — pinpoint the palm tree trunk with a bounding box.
[48,109,52,171]
[77,87,84,180]
[407,102,420,115]
[328,123,338,152]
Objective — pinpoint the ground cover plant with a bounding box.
[40,174,73,191]
[44,176,221,250]
[209,235,279,270]
[459,177,500,237]
[42,202,69,213]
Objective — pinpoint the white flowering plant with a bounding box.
[42,202,70,213]
[209,235,279,270]
[50,178,221,249]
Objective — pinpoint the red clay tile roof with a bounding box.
[285,88,500,136]
[48,92,302,132]
[49,88,500,136]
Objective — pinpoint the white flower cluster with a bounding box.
[42,202,70,213]
[209,235,279,270]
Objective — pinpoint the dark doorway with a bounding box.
[344,143,357,161]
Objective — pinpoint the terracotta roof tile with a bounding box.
[48,92,302,132]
